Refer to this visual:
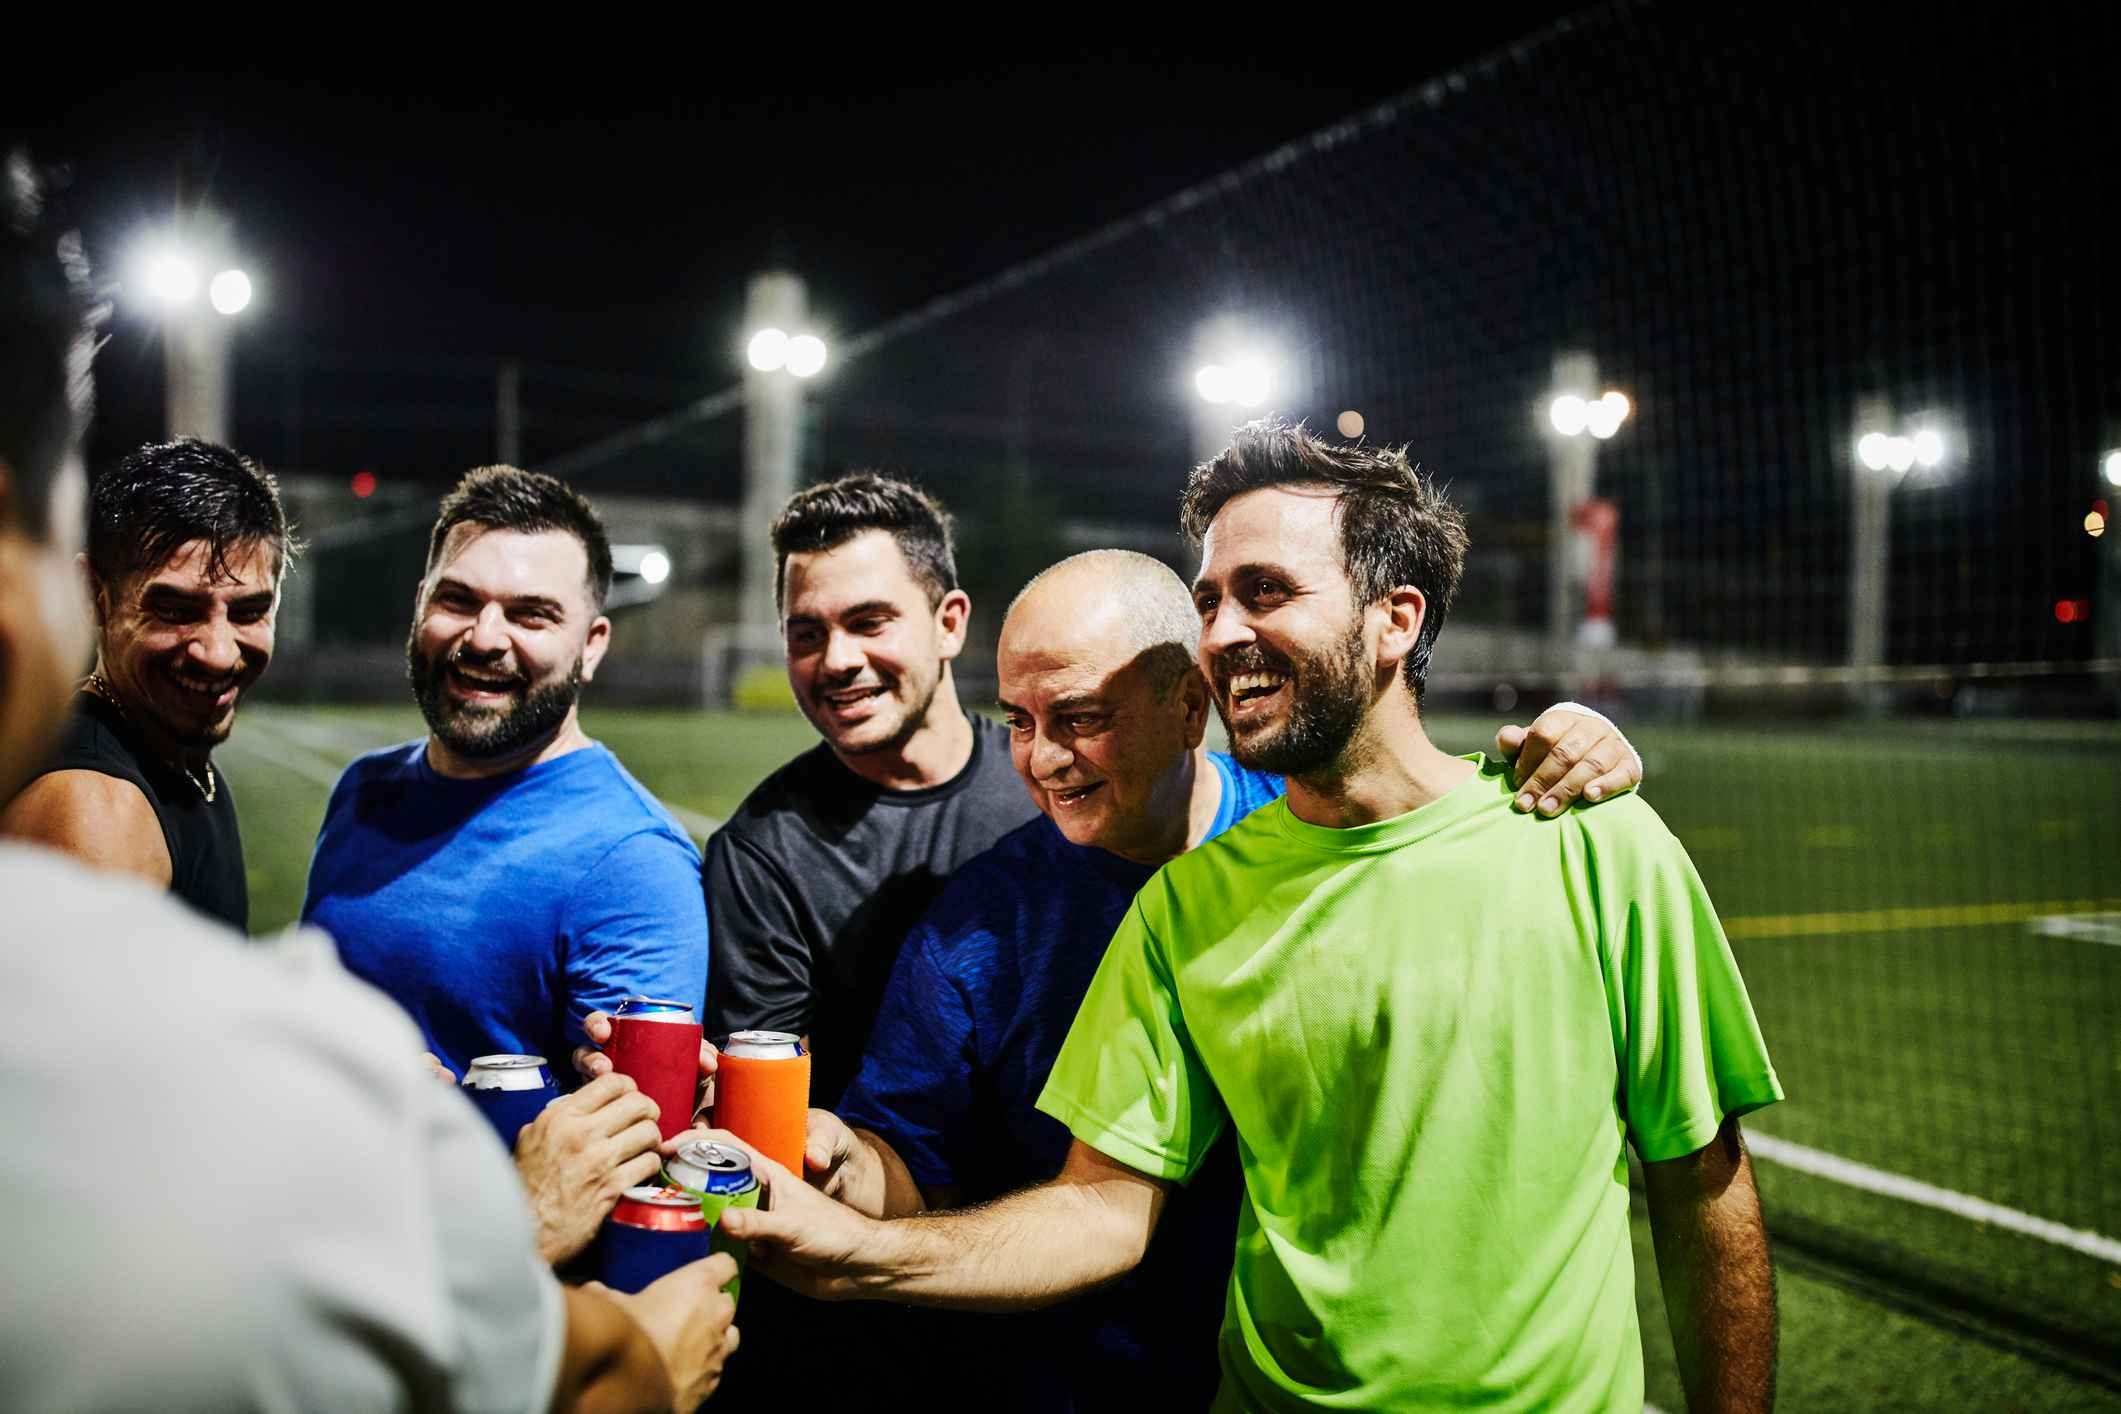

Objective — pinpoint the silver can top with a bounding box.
[722,1030,803,1059]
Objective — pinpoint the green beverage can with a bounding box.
[664,1139,761,1305]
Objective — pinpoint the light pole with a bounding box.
[1848,399,1954,712]
[129,208,253,444]
[737,271,828,680]
[1189,315,1278,465]
[1541,350,1631,654]
[2098,446,2120,709]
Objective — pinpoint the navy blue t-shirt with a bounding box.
[303,741,708,1144]
[839,751,1284,1410]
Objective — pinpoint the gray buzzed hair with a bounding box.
[1008,549,1202,698]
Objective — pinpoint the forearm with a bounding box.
[551,1286,672,1414]
[1645,1125,1778,1412]
[849,1168,1153,1311]
[841,1127,929,1220]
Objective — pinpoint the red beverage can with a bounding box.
[606,996,703,1141]
[584,1186,713,1294]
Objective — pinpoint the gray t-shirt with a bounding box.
[0,843,564,1412]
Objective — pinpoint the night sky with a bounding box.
[9,18,1572,463]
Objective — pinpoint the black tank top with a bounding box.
[31,691,249,931]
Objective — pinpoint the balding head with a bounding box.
[997,550,1211,864]
[1003,550,1200,699]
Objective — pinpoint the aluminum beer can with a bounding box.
[608,997,704,1142]
[664,1140,761,1305]
[461,1053,557,1148]
[711,1031,810,1176]
[720,1030,804,1060]
[584,1186,713,1294]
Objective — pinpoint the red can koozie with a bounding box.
[605,997,703,1141]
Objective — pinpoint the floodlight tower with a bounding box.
[1189,315,1277,465]
[739,271,827,674]
[133,207,252,443]
[1541,350,1631,654]
[2099,443,2121,708]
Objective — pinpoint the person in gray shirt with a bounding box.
[0,147,735,1413]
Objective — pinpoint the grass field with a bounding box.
[219,702,2121,1410]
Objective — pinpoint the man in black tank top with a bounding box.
[0,438,293,931]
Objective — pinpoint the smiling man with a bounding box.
[2,438,291,929]
[302,466,707,1158]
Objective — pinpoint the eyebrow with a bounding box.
[1194,561,1291,595]
[786,599,900,626]
[432,577,568,618]
[142,585,276,609]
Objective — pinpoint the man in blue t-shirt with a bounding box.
[811,550,1637,1409]
[303,468,707,1171]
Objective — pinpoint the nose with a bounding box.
[1199,598,1254,666]
[1029,725,1074,782]
[187,614,240,675]
[464,601,512,656]
[820,627,866,678]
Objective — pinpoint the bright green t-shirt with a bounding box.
[1036,754,1782,1412]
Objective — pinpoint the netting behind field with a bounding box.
[594,1,2116,1375]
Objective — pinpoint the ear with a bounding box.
[578,615,614,683]
[1375,587,1428,681]
[78,552,111,629]
[1178,666,1211,749]
[934,589,973,662]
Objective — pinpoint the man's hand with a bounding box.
[515,1073,665,1266]
[804,1108,864,1199]
[575,1009,719,1118]
[1495,703,1643,815]
[602,1253,742,1412]
[419,1052,457,1085]
[692,1130,890,1301]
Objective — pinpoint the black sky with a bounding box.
[12,19,1578,390]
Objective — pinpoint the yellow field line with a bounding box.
[1724,899,2121,941]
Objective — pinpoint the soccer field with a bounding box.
[219,703,2121,1410]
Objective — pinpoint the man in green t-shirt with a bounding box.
[720,419,1783,1412]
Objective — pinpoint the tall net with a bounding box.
[560,0,2119,1380]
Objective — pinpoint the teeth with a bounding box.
[1229,672,1286,695]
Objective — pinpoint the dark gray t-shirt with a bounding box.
[703,712,1037,1109]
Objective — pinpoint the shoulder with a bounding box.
[913,815,1060,954]
[570,747,701,858]
[715,742,838,844]
[0,769,171,880]
[331,740,426,791]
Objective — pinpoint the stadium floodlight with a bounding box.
[1337,410,1365,438]
[142,251,201,307]
[1884,436,1916,475]
[1548,394,1588,437]
[2087,510,2106,539]
[747,327,790,372]
[1911,428,1946,469]
[1230,360,1272,408]
[208,269,252,316]
[1585,390,1630,440]
[2103,449,2121,488]
[1856,433,1893,473]
[784,334,827,379]
[638,550,672,584]
[1195,364,1236,405]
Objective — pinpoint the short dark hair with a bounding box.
[426,465,614,610]
[0,148,99,541]
[89,438,297,588]
[1181,418,1469,703]
[770,472,957,610]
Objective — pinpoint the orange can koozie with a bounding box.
[711,1031,810,1175]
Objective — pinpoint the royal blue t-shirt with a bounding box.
[838,751,1284,1411]
[302,740,708,1140]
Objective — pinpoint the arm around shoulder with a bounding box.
[0,769,171,886]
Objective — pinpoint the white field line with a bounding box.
[1746,1132,2121,1266]
[2030,912,2121,947]
[236,712,722,839]
[222,717,348,789]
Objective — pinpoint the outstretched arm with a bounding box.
[716,1135,1165,1311]
[1641,1115,1777,1413]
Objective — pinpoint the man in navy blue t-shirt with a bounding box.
[812,550,1640,1409]
[303,468,706,1178]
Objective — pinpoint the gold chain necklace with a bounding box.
[85,673,218,803]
